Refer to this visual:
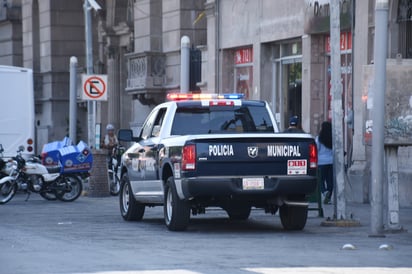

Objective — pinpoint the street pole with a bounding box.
[180,36,190,93]
[330,0,346,220]
[84,0,96,148]
[69,56,78,144]
[370,0,388,237]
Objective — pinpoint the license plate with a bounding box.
[242,178,264,190]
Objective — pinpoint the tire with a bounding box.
[0,180,17,204]
[39,191,57,201]
[225,204,251,220]
[279,204,308,231]
[164,176,190,231]
[55,175,83,202]
[119,174,145,221]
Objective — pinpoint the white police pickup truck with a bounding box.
[118,93,318,231]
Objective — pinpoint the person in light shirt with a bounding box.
[316,121,333,204]
[102,124,118,170]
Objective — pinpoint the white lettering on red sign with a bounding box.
[287,160,307,175]
[235,48,253,64]
[326,32,352,53]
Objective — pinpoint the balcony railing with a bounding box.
[126,52,165,93]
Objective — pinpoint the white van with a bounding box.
[0,65,35,158]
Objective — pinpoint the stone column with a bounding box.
[205,0,216,92]
[107,45,121,129]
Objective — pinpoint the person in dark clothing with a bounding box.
[316,121,333,204]
[284,116,305,133]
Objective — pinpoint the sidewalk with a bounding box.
[308,200,412,236]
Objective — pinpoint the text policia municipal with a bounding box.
[208,145,301,157]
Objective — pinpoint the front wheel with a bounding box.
[55,175,82,202]
[164,176,190,231]
[119,174,145,221]
[0,180,17,204]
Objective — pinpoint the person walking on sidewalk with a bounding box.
[316,121,333,204]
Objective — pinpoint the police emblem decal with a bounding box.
[247,146,258,158]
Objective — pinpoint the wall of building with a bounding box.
[217,0,307,130]
[0,2,22,66]
[22,0,88,151]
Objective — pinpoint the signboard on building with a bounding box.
[81,74,108,101]
[304,0,353,34]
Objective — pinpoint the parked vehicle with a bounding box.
[117,93,318,231]
[0,144,87,204]
[0,65,35,158]
[107,144,125,196]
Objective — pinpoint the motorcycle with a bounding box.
[107,144,125,196]
[0,144,87,204]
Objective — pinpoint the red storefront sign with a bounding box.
[235,48,253,64]
[325,32,352,53]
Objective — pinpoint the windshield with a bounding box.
[171,105,274,135]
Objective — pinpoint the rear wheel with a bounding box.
[164,176,190,231]
[120,174,145,221]
[109,172,121,196]
[55,175,82,202]
[0,180,17,204]
[279,204,308,231]
[40,191,57,201]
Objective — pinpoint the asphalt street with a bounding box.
[0,193,411,274]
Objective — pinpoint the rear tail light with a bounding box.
[182,144,196,171]
[309,143,318,168]
[27,138,34,153]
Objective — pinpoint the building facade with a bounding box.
[1,0,411,206]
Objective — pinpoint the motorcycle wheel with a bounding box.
[0,180,18,204]
[55,175,83,202]
[39,191,57,201]
[110,173,121,196]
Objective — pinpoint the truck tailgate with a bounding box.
[191,136,317,177]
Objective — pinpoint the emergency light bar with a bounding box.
[167,93,244,101]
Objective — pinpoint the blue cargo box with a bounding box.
[58,141,93,173]
[41,137,72,166]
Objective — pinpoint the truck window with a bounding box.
[140,108,167,140]
[171,105,274,135]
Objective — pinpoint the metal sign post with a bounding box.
[83,0,101,148]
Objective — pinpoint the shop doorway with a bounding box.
[273,56,302,131]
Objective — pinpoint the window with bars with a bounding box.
[398,0,412,58]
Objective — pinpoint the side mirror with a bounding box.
[118,129,139,142]
[0,144,3,153]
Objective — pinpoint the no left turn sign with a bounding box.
[82,74,108,101]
